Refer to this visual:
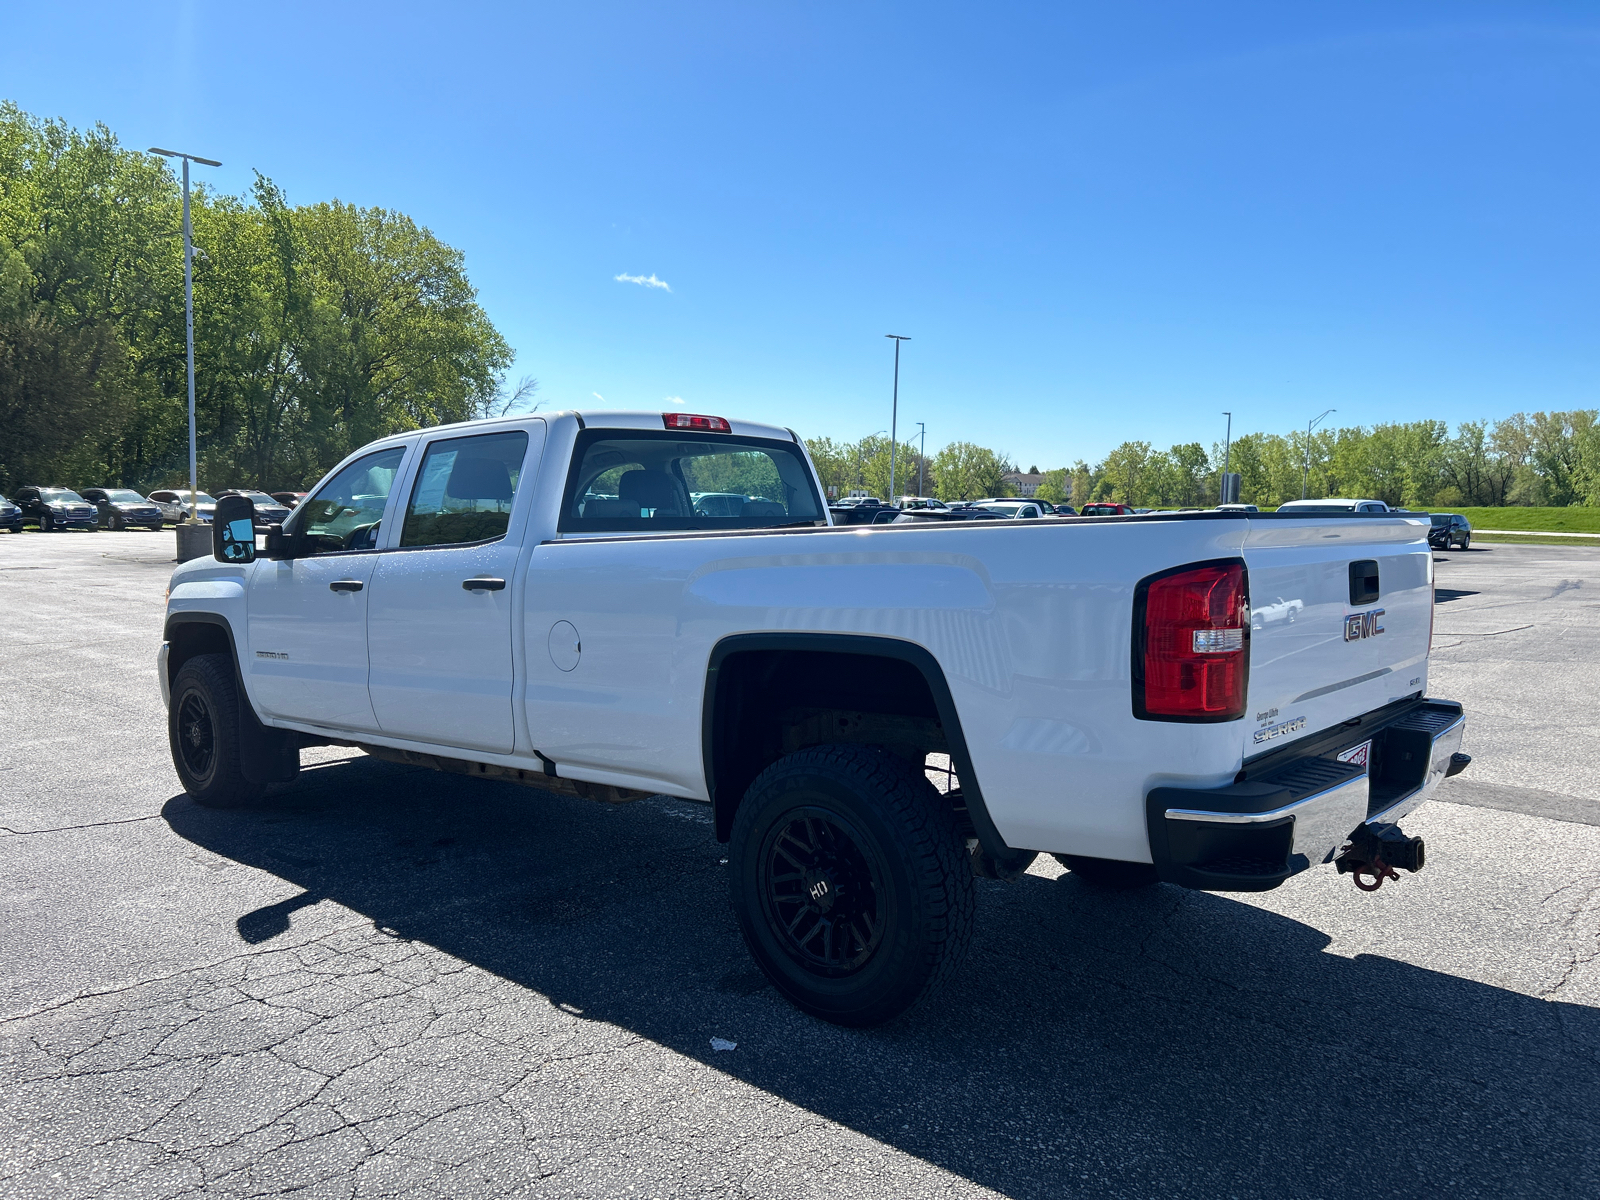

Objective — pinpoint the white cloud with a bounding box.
[663,396,683,404]
[615,272,671,292]
[592,392,605,402]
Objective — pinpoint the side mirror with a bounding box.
[213,495,257,563]
[264,523,288,559]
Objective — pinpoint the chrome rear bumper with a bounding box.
[1147,698,1467,893]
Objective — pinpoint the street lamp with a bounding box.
[885,335,910,503]
[916,421,927,498]
[1220,411,1232,501]
[1302,408,1336,500]
[148,146,222,524]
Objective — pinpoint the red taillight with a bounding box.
[1134,561,1249,721]
[663,413,731,433]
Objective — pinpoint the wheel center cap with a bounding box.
[803,869,837,912]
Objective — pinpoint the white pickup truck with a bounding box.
[161,409,1470,1026]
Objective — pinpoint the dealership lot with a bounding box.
[1,531,1596,1199]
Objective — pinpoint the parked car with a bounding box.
[891,507,1005,523]
[160,406,1467,1028]
[1215,503,1259,512]
[270,491,308,509]
[1047,504,1078,516]
[1078,502,1136,516]
[896,496,948,511]
[0,493,23,532]
[1276,498,1393,514]
[149,489,218,524]
[13,486,99,531]
[1429,513,1471,550]
[214,490,293,528]
[81,487,166,531]
[973,500,1044,519]
[829,499,900,525]
[691,492,753,517]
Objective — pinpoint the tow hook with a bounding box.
[1335,822,1425,892]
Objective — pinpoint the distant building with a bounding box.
[1002,471,1045,498]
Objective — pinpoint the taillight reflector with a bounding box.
[663,413,731,433]
[1134,560,1249,722]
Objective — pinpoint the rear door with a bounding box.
[366,422,544,755]
[1241,515,1433,752]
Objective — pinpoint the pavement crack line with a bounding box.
[0,813,163,836]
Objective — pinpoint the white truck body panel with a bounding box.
[162,410,1442,867]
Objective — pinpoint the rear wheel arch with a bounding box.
[700,632,1026,868]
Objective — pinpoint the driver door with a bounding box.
[245,444,409,732]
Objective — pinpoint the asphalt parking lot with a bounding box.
[1,530,1596,1199]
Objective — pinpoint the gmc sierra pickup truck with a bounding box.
[161,410,1470,1026]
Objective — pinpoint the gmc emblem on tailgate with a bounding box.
[1345,608,1385,641]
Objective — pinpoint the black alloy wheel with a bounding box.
[176,692,216,778]
[111,510,126,531]
[167,652,264,807]
[759,808,887,975]
[729,744,974,1027]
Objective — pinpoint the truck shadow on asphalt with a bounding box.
[164,754,1598,1199]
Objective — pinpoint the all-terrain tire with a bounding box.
[1053,853,1160,889]
[728,744,975,1027]
[168,652,265,808]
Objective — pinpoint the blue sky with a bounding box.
[5,2,1598,468]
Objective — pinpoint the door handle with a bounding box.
[462,577,507,592]
[329,580,364,593]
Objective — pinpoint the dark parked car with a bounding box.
[829,500,901,526]
[13,486,99,531]
[270,491,308,509]
[1078,502,1136,516]
[0,493,23,532]
[214,489,294,528]
[1429,512,1471,550]
[81,487,166,531]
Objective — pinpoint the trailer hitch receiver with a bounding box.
[1335,821,1424,892]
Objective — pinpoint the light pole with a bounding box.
[149,146,222,523]
[885,335,910,503]
[1302,408,1336,500]
[916,421,927,498]
[1220,411,1232,501]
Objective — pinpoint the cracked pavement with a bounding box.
[1,531,1597,1198]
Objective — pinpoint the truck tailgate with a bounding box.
[1241,516,1433,753]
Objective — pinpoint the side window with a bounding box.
[293,447,406,555]
[400,430,529,548]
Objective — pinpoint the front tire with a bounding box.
[39,511,52,532]
[729,745,975,1027]
[168,653,265,808]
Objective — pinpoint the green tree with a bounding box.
[1035,468,1070,504]
[933,441,1008,501]
[0,102,513,493]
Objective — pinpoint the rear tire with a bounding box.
[729,744,975,1027]
[1054,853,1160,889]
[168,653,265,808]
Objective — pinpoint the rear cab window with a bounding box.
[558,429,824,534]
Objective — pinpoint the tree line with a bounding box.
[807,414,1600,510]
[0,102,519,494]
